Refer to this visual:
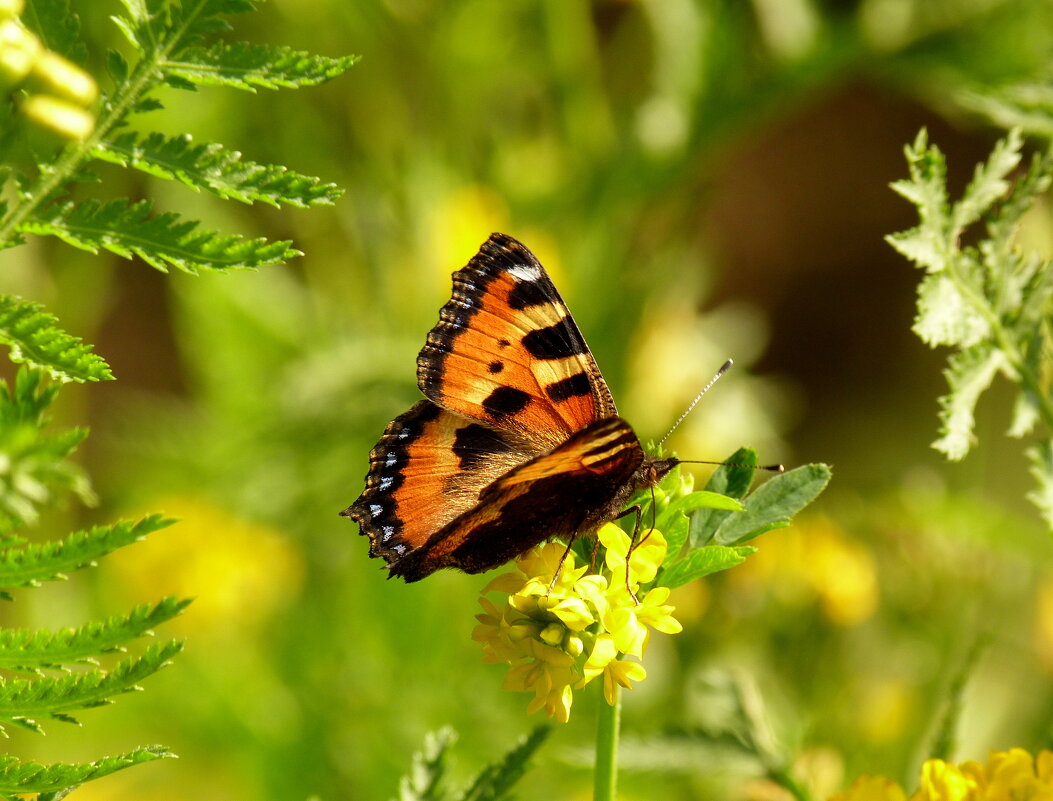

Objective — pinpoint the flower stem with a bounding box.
[594,684,620,801]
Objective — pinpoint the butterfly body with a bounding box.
[343,233,678,582]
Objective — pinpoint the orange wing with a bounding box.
[417,233,617,445]
[386,417,645,582]
[342,400,526,561]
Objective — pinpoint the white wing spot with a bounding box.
[507,263,542,282]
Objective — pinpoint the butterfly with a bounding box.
[342,233,679,582]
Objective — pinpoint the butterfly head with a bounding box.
[637,455,680,492]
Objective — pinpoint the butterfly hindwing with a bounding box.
[344,400,528,560]
[387,417,645,581]
[417,233,618,442]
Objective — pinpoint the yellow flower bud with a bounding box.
[539,623,564,647]
[0,19,39,85]
[29,50,98,105]
[21,94,94,140]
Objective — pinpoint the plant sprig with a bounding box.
[888,128,1053,527]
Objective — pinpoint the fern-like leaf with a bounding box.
[0,515,174,590]
[457,726,551,801]
[890,128,1053,526]
[165,42,359,92]
[114,0,255,56]
[0,296,111,383]
[0,597,190,671]
[0,745,172,799]
[21,0,88,65]
[0,641,182,735]
[1027,441,1053,530]
[0,369,94,531]
[396,727,457,801]
[933,347,1006,460]
[94,132,343,207]
[21,199,298,273]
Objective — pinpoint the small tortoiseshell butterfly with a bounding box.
[342,233,679,582]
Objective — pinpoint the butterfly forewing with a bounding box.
[417,233,617,441]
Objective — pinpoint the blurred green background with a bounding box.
[5,0,1053,799]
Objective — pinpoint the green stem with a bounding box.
[594,684,620,801]
[0,2,208,245]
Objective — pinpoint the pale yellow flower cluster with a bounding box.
[831,748,1053,801]
[472,523,682,723]
[0,0,97,140]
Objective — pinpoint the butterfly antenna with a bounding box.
[657,358,734,448]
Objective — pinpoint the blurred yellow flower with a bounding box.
[473,524,681,721]
[108,496,304,635]
[829,748,1053,801]
[731,514,877,626]
[1033,572,1053,671]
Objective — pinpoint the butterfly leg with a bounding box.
[612,504,644,604]
[547,533,579,594]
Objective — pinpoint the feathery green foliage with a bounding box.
[94,131,343,207]
[394,726,552,801]
[22,198,298,273]
[0,295,111,382]
[889,128,1053,527]
[0,640,182,735]
[0,0,355,794]
[167,42,359,91]
[0,515,174,590]
[0,597,190,670]
[0,746,172,800]
[396,727,456,801]
[458,726,552,801]
[0,368,94,533]
[2,0,354,295]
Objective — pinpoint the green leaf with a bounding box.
[1027,441,1053,530]
[0,369,95,530]
[21,0,88,65]
[714,464,832,546]
[114,0,254,56]
[457,725,551,801]
[0,598,191,671]
[94,132,343,208]
[165,42,359,92]
[932,346,1006,460]
[0,296,112,382]
[396,727,457,801]
[21,199,299,273]
[912,268,990,348]
[659,490,743,566]
[0,516,174,590]
[690,448,758,547]
[887,129,951,272]
[927,637,988,762]
[0,641,182,735]
[952,129,1022,231]
[0,746,172,797]
[657,545,755,590]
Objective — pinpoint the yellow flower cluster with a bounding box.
[472,523,682,723]
[832,748,1053,801]
[0,0,97,140]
